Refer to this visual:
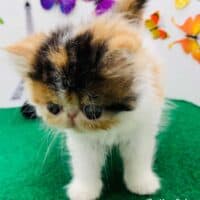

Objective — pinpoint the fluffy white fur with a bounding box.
[66,64,164,199]
[67,110,162,199]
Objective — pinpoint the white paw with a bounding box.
[66,179,102,200]
[125,171,160,195]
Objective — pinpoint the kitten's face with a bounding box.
[7,18,141,133]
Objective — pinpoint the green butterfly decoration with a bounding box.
[0,18,4,25]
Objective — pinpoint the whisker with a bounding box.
[41,129,58,169]
[34,123,59,175]
[34,127,52,175]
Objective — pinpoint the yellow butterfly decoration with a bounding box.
[175,0,190,9]
[145,11,169,40]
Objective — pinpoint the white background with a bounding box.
[0,0,200,108]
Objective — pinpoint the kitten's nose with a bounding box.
[67,111,78,120]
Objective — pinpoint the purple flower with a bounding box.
[59,0,76,14]
[40,0,76,14]
[96,0,115,15]
[41,0,55,10]
[40,0,114,15]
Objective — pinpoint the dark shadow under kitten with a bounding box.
[21,102,38,119]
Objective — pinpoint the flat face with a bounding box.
[5,0,166,134]
[26,27,137,132]
[7,16,143,132]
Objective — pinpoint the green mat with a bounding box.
[0,100,199,200]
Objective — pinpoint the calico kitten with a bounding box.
[6,0,165,199]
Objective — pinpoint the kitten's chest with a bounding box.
[85,120,138,147]
[99,125,137,146]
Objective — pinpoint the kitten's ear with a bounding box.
[115,0,147,21]
[5,33,47,76]
[6,33,46,61]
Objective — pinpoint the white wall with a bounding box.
[0,0,200,108]
[144,0,200,106]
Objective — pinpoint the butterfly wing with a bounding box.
[192,14,200,36]
[145,12,159,38]
[171,38,194,53]
[150,29,168,39]
[172,15,200,36]
[41,0,55,10]
[191,41,200,63]
[150,29,161,39]
[192,52,200,63]
[151,11,160,25]
[145,11,160,29]
[192,50,200,63]
[158,29,169,39]
[170,38,200,63]
[145,20,161,39]
[145,19,156,30]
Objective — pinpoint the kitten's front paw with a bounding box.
[125,171,160,195]
[67,179,102,200]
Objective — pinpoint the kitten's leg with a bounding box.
[120,124,160,195]
[66,134,105,200]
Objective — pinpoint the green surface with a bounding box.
[0,100,199,200]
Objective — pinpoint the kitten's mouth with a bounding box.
[67,111,79,127]
[71,121,76,127]
[68,118,76,128]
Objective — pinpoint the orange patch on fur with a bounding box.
[26,80,58,105]
[64,92,79,106]
[114,0,144,20]
[86,16,141,53]
[109,35,141,53]
[6,33,46,62]
[48,47,68,69]
[82,118,118,131]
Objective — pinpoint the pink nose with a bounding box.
[67,111,78,120]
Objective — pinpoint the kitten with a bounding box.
[6,0,165,199]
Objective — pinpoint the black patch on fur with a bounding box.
[134,0,147,11]
[106,103,133,112]
[29,28,71,89]
[64,31,107,91]
[30,29,107,91]
[105,96,136,112]
[29,36,59,89]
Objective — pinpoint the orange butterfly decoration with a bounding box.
[145,11,169,40]
[169,15,200,63]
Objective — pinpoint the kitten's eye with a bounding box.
[47,103,63,115]
[83,105,103,120]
